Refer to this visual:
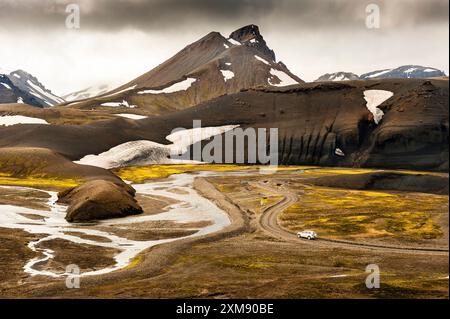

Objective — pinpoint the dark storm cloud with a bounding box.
[0,0,448,32]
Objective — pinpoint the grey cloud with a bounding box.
[0,0,448,33]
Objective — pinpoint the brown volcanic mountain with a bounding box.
[63,25,303,115]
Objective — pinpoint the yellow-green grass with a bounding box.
[114,164,255,183]
[114,164,317,184]
[280,185,447,241]
[0,173,80,189]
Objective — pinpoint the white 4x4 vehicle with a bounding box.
[297,230,317,240]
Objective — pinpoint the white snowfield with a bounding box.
[223,43,230,49]
[254,55,270,65]
[363,90,394,124]
[424,68,438,72]
[220,70,235,82]
[17,97,24,103]
[0,115,49,126]
[114,113,148,120]
[269,68,299,87]
[101,100,136,108]
[76,124,239,169]
[138,78,197,95]
[166,124,239,155]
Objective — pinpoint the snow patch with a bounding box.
[363,90,394,124]
[138,78,197,95]
[228,38,241,46]
[254,55,270,65]
[366,69,392,78]
[223,43,229,49]
[335,148,345,157]
[220,70,235,82]
[76,124,239,169]
[0,115,49,126]
[250,38,257,43]
[1,83,11,90]
[101,100,136,108]
[167,125,239,155]
[26,80,64,104]
[269,69,299,87]
[424,68,437,72]
[114,113,148,120]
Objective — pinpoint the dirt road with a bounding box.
[255,182,449,255]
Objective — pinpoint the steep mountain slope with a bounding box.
[315,72,359,82]
[64,25,304,115]
[1,69,64,107]
[0,78,447,171]
[360,65,446,80]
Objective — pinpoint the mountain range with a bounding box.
[315,65,446,82]
[0,69,64,107]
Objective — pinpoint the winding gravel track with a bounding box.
[255,182,449,255]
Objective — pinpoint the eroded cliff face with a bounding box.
[355,80,449,171]
[0,78,447,171]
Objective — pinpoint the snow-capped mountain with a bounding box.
[0,69,65,107]
[8,70,65,106]
[315,65,446,82]
[63,84,117,102]
[360,65,446,80]
[66,25,304,115]
[314,72,359,82]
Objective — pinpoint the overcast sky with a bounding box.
[0,0,448,95]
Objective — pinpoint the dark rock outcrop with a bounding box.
[58,180,143,223]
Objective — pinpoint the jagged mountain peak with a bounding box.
[228,24,275,61]
[65,25,303,114]
[229,24,261,41]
